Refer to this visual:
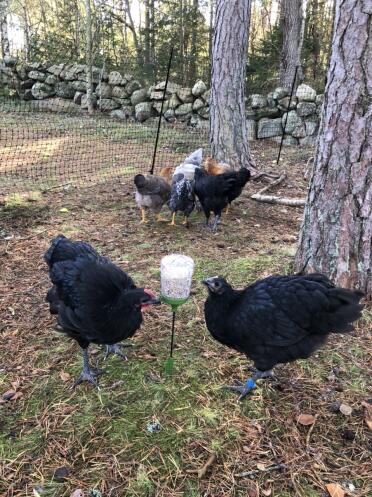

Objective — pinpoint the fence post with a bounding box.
[149,47,173,175]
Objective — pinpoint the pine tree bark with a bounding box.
[279,0,305,88]
[295,0,372,298]
[210,0,252,169]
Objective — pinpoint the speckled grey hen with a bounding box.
[134,174,171,224]
[168,173,195,227]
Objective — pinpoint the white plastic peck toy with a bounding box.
[160,254,194,372]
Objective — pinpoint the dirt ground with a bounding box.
[0,148,371,497]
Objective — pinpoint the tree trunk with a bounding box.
[144,0,151,66]
[210,0,252,169]
[208,0,214,66]
[295,0,372,298]
[85,0,94,115]
[189,0,198,82]
[0,0,10,58]
[124,0,143,67]
[279,0,305,88]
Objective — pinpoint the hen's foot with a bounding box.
[72,366,103,389]
[104,343,130,361]
[223,370,275,401]
[222,379,257,401]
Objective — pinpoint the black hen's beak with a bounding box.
[143,288,161,305]
[201,277,216,290]
[147,297,161,305]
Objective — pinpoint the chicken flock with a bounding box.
[43,148,364,401]
[133,149,251,231]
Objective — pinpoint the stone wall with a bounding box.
[1,58,322,146]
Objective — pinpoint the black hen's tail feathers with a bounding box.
[327,288,364,333]
[44,235,101,270]
[44,234,67,268]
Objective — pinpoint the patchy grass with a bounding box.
[0,167,371,497]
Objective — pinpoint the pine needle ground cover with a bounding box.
[1,146,371,497]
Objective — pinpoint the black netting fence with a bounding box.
[0,96,210,194]
[0,59,320,195]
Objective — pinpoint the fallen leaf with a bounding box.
[70,490,84,497]
[10,391,23,401]
[2,390,16,401]
[60,371,71,382]
[297,413,316,425]
[262,489,272,496]
[59,207,69,213]
[361,401,372,430]
[247,487,258,497]
[326,483,345,497]
[256,463,266,471]
[339,404,352,416]
[53,466,70,482]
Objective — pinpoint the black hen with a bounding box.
[202,273,363,400]
[226,168,251,212]
[194,168,237,231]
[168,173,195,227]
[44,235,160,387]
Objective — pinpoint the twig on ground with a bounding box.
[42,182,74,192]
[250,195,306,206]
[250,173,306,206]
[186,452,217,479]
[254,173,287,195]
[237,463,286,478]
[304,157,314,180]
[251,171,281,181]
[306,414,319,448]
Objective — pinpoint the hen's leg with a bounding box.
[203,209,210,229]
[224,369,275,401]
[72,348,102,389]
[182,215,189,226]
[140,208,148,224]
[169,212,177,226]
[104,343,131,361]
[211,214,221,232]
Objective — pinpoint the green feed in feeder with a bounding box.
[160,254,194,373]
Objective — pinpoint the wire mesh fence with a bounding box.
[0,96,211,194]
[0,58,320,196]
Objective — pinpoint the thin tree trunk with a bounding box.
[75,0,81,58]
[310,0,320,81]
[279,0,305,88]
[124,0,143,66]
[0,0,10,58]
[22,4,30,61]
[85,0,94,115]
[295,0,372,298]
[144,0,151,66]
[150,0,155,78]
[208,0,214,63]
[179,0,185,83]
[189,0,198,82]
[210,0,253,169]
